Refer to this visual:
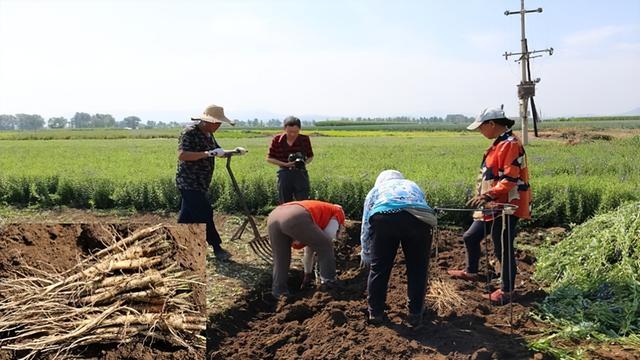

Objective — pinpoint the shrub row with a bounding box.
[1,175,637,227]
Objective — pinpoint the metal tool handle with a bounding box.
[435,203,519,216]
[225,155,261,238]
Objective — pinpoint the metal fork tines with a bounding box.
[249,236,273,263]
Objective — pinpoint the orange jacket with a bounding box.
[283,200,345,249]
[477,130,532,220]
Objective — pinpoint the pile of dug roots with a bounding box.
[0,224,205,359]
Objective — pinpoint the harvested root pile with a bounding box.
[427,278,466,317]
[0,224,205,359]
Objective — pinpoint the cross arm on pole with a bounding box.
[504,8,542,16]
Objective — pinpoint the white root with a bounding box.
[0,225,205,358]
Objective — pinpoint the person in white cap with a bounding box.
[176,104,243,261]
[447,106,532,305]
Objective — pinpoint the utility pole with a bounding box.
[504,0,553,145]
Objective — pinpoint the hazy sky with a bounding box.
[0,0,639,123]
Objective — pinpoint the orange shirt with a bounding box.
[284,200,345,228]
[478,130,532,220]
[284,200,345,250]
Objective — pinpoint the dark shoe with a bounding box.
[447,269,480,281]
[300,273,315,289]
[319,279,339,291]
[407,312,423,330]
[368,313,384,325]
[482,289,512,305]
[214,248,232,261]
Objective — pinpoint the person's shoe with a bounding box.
[407,312,423,330]
[319,279,339,291]
[300,273,315,289]
[368,313,384,325]
[482,289,512,305]
[213,248,232,261]
[447,269,480,282]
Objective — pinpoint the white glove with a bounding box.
[233,147,248,155]
[206,148,226,157]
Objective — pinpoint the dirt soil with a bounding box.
[207,224,637,360]
[0,223,206,360]
[536,128,640,145]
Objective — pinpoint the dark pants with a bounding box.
[463,215,518,292]
[177,189,223,251]
[367,211,433,316]
[277,168,309,204]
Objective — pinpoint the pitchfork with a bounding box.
[224,149,273,263]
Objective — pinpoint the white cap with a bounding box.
[467,106,513,130]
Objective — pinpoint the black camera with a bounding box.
[287,152,306,170]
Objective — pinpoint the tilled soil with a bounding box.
[208,227,550,360]
[0,223,206,360]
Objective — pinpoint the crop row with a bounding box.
[0,135,638,227]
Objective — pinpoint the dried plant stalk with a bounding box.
[427,278,466,316]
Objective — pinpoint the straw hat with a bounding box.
[191,105,236,126]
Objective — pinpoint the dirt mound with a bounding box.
[208,227,549,359]
[0,223,206,360]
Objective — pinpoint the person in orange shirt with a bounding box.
[267,200,345,298]
[448,106,532,305]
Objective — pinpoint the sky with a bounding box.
[0,0,639,123]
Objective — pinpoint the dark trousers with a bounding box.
[277,168,309,204]
[367,211,433,316]
[177,190,223,251]
[463,215,518,292]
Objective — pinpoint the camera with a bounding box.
[287,152,306,170]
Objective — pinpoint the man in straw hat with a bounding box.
[176,104,240,261]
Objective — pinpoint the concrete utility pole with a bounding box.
[504,0,553,145]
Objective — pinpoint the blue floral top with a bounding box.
[360,170,436,262]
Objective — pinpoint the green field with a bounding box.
[1,130,638,227]
[2,115,640,141]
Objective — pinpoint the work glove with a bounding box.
[206,148,226,157]
[466,194,492,208]
[233,147,248,155]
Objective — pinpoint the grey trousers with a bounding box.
[267,204,336,296]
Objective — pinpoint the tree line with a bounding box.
[0,113,476,131]
[0,113,181,131]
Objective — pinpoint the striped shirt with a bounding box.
[477,130,532,220]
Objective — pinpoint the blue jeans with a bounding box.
[367,211,432,316]
[463,215,518,291]
[177,190,223,251]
